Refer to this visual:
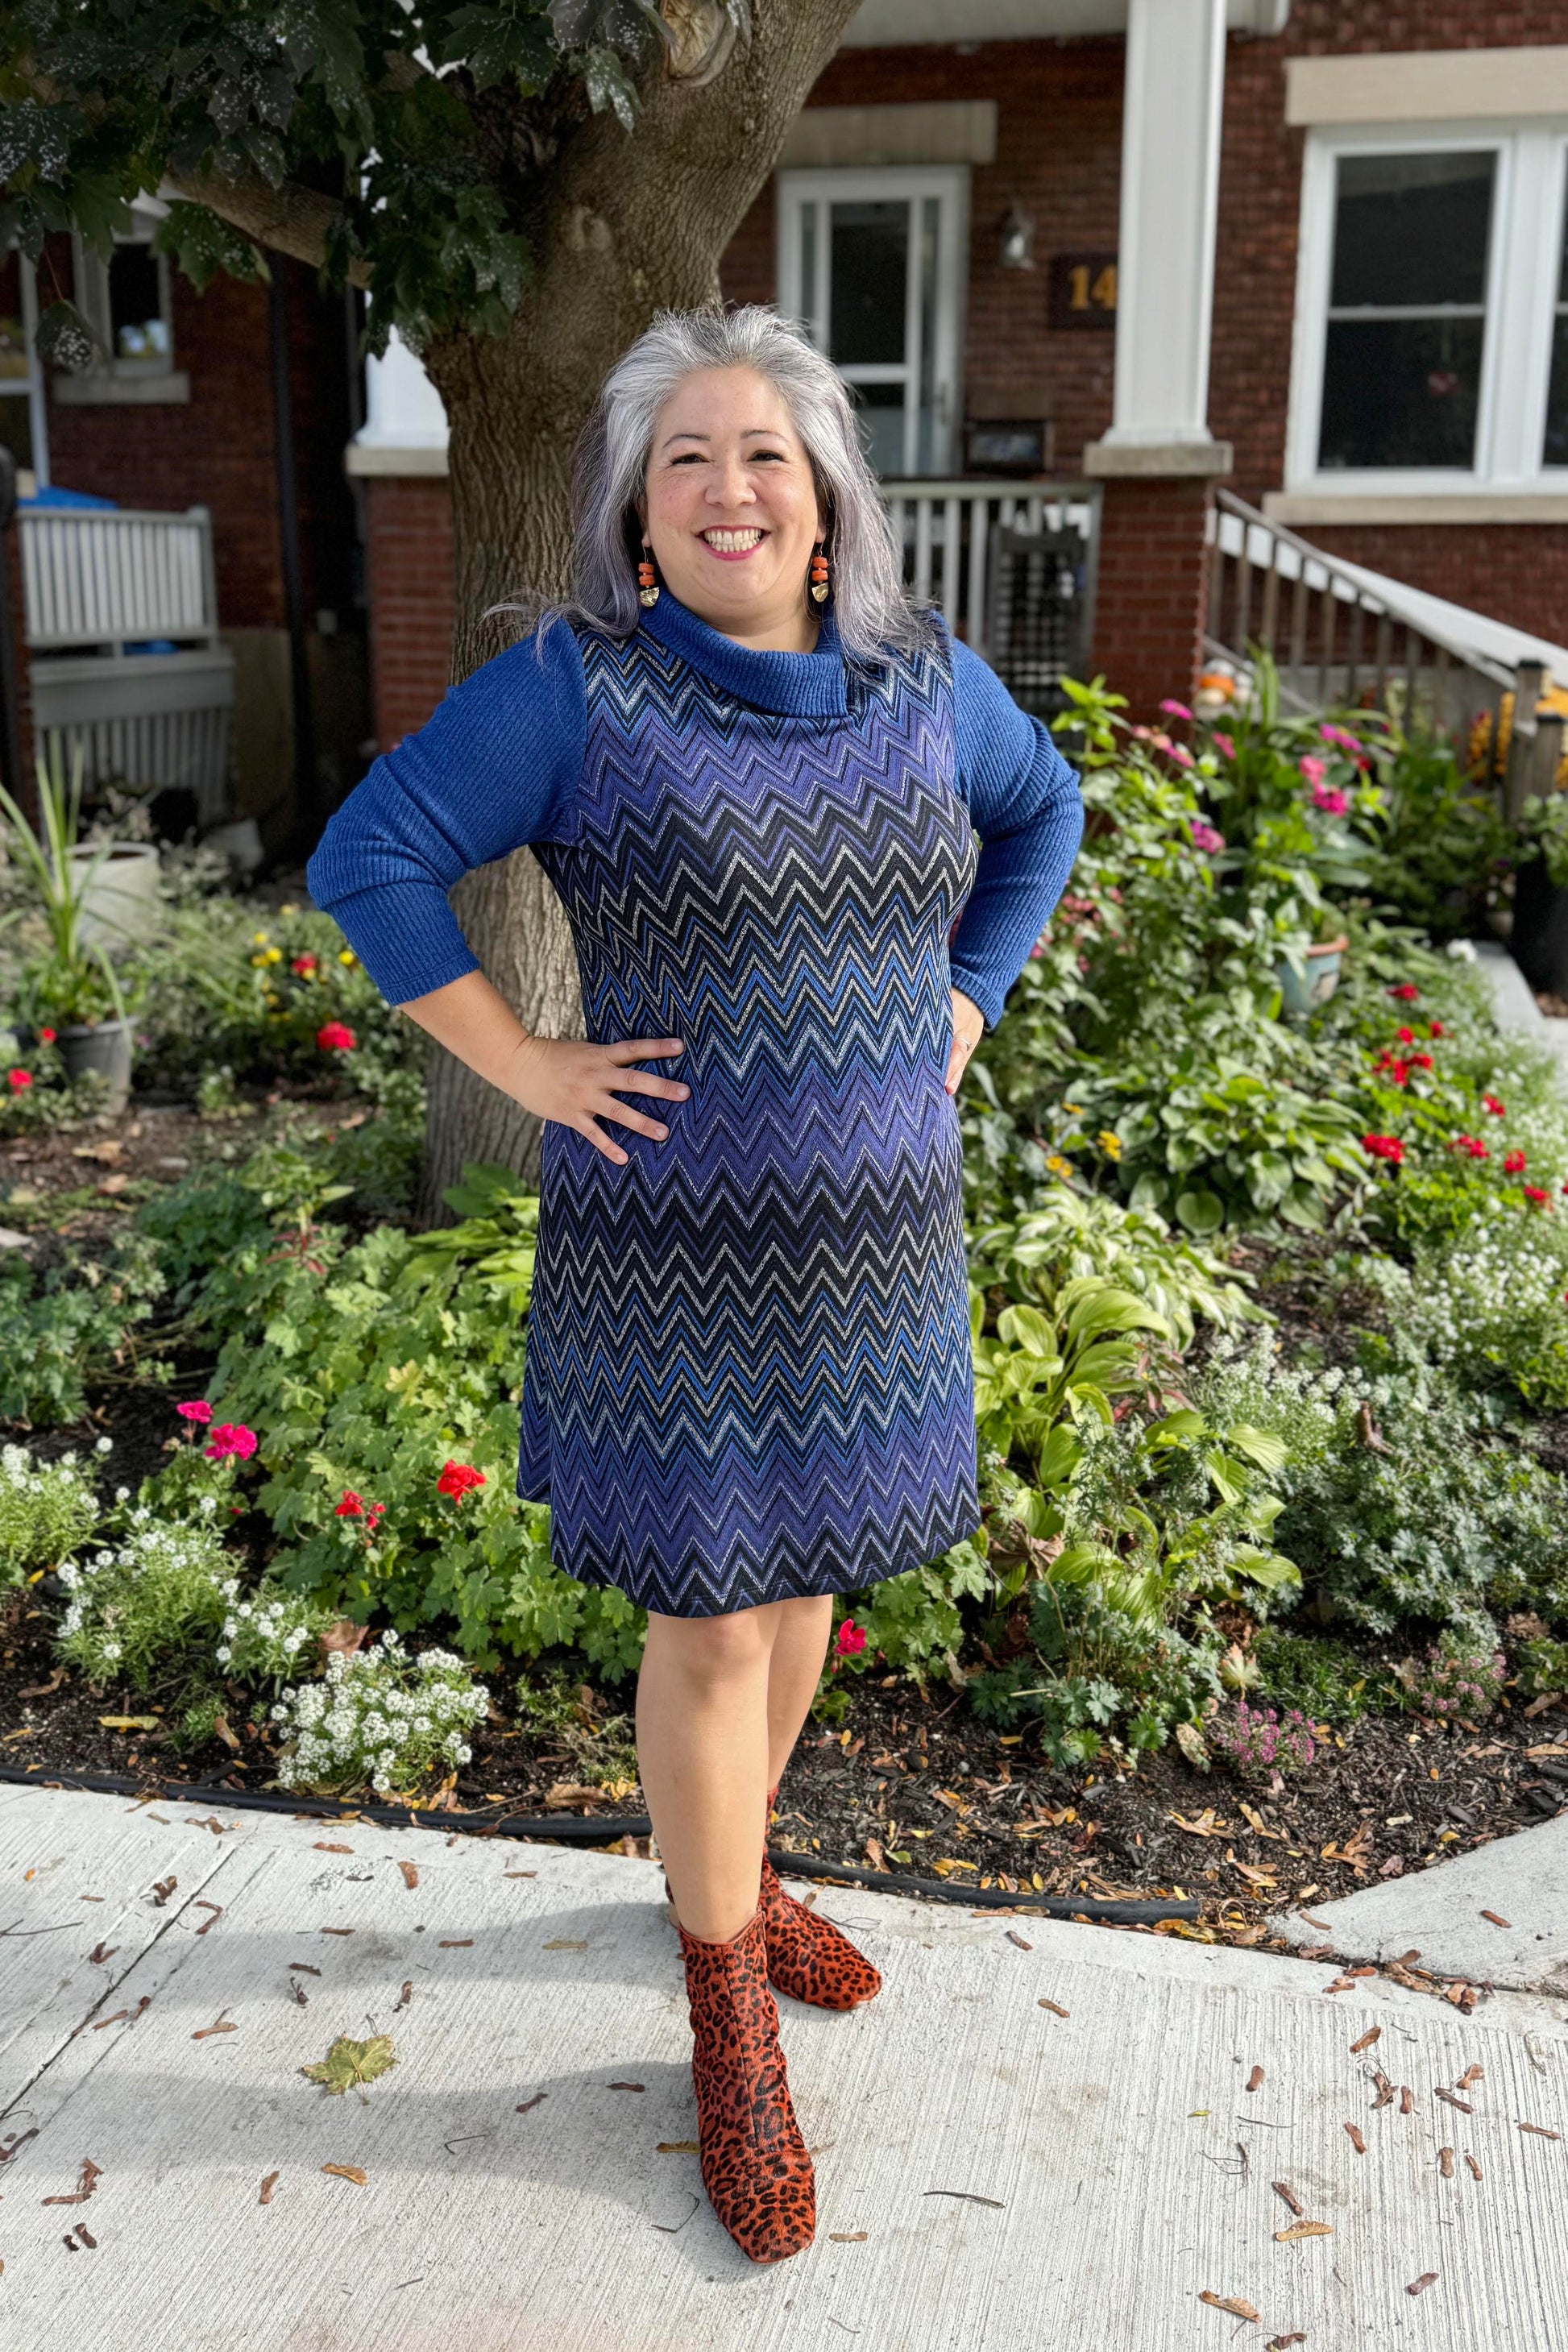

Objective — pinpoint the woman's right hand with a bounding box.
[505,1033,689,1167]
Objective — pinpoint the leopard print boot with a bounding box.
[678,1905,816,2263]
[760,1785,881,2010]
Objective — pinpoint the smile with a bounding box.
[699,528,766,554]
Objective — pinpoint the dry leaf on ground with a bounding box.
[1271,2181,1303,2217]
[1275,2221,1333,2242]
[1198,2291,1259,2321]
[398,1862,418,1890]
[321,2164,367,2186]
[259,2172,279,2205]
[1038,1998,1069,2018]
[1406,2272,1438,2297]
[1245,2066,1264,2093]
[657,2140,699,2153]
[301,2035,396,2096]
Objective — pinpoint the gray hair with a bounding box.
[500,305,928,666]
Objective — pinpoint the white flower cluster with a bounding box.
[216,1582,325,1684]
[268,1628,489,1798]
[0,1442,102,1587]
[54,1508,235,1686]
[1408,1206,1568,1402]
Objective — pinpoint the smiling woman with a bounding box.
[306,302,1083,2267]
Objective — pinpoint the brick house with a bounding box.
[12,0,1568,828]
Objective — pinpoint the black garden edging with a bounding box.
[0,1762,1201,1926]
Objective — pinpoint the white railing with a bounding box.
[19,504,221,652]
[878,479,1097,662]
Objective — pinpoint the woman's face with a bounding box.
[641,366,826,648]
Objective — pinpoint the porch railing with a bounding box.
[878,479,1100,713]
[1205,488,1561,815]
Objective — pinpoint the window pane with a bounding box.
[830,202,907,365]
[1318,317,1484,469]
[799,202,817,337]
[110,244,166,358]
[1329,151,1495,311]
[1545,316,1568,467]
[848,381,906,475]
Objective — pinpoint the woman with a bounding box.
[307,305,1082,2266]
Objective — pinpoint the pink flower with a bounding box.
[38,1027,56,1044]
[205,1423,258,1461]
[176,1400,214,1425]
[836,1619,868,1657]
[1159,699,1193,720]
[1481,1093,1505,1116]
[1389,984,1421,1002]
[6,1069,32,1093]
[1311,783,1349,815]
[1189,819,1226,855]
[335,1491,364,1518]
[1504,1150,1528,1175]
[1168,742,1193,768]
[437,1461,485,1502]
[1363,1134,1404,1164]
[316,1022,356,1052]
[1320,723,1363,752]
[1212,731,1236,759]
[1298,755,1327,788]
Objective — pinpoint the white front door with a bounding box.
[776,166,969,477]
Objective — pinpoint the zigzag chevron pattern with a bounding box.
[518,626,982,1616]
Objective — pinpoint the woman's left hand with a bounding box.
[944,987,985,1094]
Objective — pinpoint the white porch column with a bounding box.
[1085,0,1232,476]
[344,330,449,476]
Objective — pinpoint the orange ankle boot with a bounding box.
[678,1905,815,2263]
[760,1784,881,2010]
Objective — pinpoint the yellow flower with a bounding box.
[1045,1153,1074,1180]
[252,931,270,947]
[1062,1101,1085,1115]
[279,902,299,917]
[250,953,268,967]
[338,949,357,968]
[1097,1130,1123,1160]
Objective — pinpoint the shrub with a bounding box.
[0,1443,102,1585]
[1213,1698,1316,1777]
[1392,1636,1508,1723]
[54,1506,234,1690]
[268,1631,489,1798]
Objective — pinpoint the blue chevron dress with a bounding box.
[308,590,1082,1619]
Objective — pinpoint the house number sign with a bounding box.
[1047,251,1118,330]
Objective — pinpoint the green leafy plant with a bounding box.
[0,743,131,1030]
[53,1506,234,1690]
[268,1631,489,1798]
[0,1442,102,1586]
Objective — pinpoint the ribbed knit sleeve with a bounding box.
[945,636,1084,1031]
[305,624,587,1006]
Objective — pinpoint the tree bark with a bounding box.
[413,0,864,1214]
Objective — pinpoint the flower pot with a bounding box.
[57,1018,134,1114]
[1508,858,1568,995]
[65,842,162,947]
[1274,934,1348,1018]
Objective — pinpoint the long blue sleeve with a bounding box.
[305,625,587,1006]
[945,637,1084,1030]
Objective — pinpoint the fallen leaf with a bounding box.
[1371,2070,1395,2109]
[1169,1808,1222,1838]
[286,1961,321,1976]
[1456,2064,1484,2089]
[829,2231,869,2242]
[1271,2181,1303,2217]
[150,1878,176,1906]
[398,1862,419,1890]
[86,1942,118,1965]
[1479,1910,1511,1928]
[76,2225,96,2249]
[1005,1931,1032,1951]
[212,1713,243,1753]
[1267,2336,1308,2349]
[321,1619,370,1661]
[502,1870,537,1879]
[1198,2291,1259,2321]
[657,2139,700,2153]
[1246,2066,1265,2093]
[19,1669,67,1699]
[259,2171,279,2205]
[99,1715,158,1732]
[1274,2221,1333,2242]
[1038,1997,1069,2018]
[1406,2272,1438,2297]
[1238,1802,1283,1841]
[42,2159,102,2207]
[393,1980,413,2011]
[321,2164,367,2186]
[438,1939,473,1949]
[1400,2086,1415,2115]
[192,2019,238,2040]
[1519,2121,1562,2140]
[608,2081,645,2093]
[90,2010,129,2031]
[1231,1861,1280,1890]
[320,1927,354,1937]
[1344,2123,1366,2153]
[1466,2153,1483,2180]
[301,2035,396,2096]
[1434,2087,1472,2114]
[863,1837,886,1869]
[313,1843,354,1856]
[516,2093,548,2113]
[544,1939,587,1952]
[1349,2026,1380,2054]
[73,1139,122,1164]
[1174,1724,1211,1774]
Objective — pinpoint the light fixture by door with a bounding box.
[998,205,1035,272]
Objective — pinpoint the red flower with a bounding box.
[335,1491,365,1518]
[205,1423,258,1461]
[6,1068,32,1092]
[1429,1021,1446,1039]
[1408,1052,1433,1071]
[1396,1027,1415,1045]
[176,1400,214,1425]
[1523,1185,1552,1209]
[316,1021,356,1052]
[291,954,318,976]
[437,1461,486,1502]
[1362,1135,1405,1164]
[38,1027,56,1044]
[1504,1151,1528,1175]
[1450,1135,1489,1160]
[1389,984,1421,1002]
[1481,1094,1505,1116]
[836,1619,868,1657]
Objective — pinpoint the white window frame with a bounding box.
[60,197,189,406]
[1284,118,1568,503]
[775,164,969,477]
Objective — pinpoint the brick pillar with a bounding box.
[1088,472,1217,721]
[361,475,455,751]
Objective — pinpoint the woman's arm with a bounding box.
[397,970,688,1167]
[944,636,1085,1038]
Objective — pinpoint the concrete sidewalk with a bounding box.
[2,1784,1566,2352]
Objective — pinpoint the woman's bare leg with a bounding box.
[764,1594,834,1794]
[637,1603,779,1943]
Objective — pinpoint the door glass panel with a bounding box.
[915,196,940,475]
[829,202,908,366]
[1545,160,1568,467]
[849,383,906,477]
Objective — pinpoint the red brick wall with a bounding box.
[723,38,1125,467]
[363,476,454,752]
[1091,477,1213,720]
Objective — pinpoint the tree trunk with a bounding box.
[413,0,862,1217]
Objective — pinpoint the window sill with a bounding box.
[52,371,190,407]
[1264,487,1568,526]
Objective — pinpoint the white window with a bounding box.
[1285,121,1568,503]
[62,199,187,405]
[776,166,969,477]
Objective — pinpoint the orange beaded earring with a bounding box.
[809,541,830,605]
[637,540,660,609]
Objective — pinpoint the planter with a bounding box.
[201,818,264,877]
[1274,934,1349,1019]
[1508,858,1568,996]
[57,1018,134,1114]
[65,843,163,948]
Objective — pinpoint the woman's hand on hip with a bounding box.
[944,987,985,1094]
[507,1033,689,1166]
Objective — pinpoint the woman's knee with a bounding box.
[645,1606,773,1690]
